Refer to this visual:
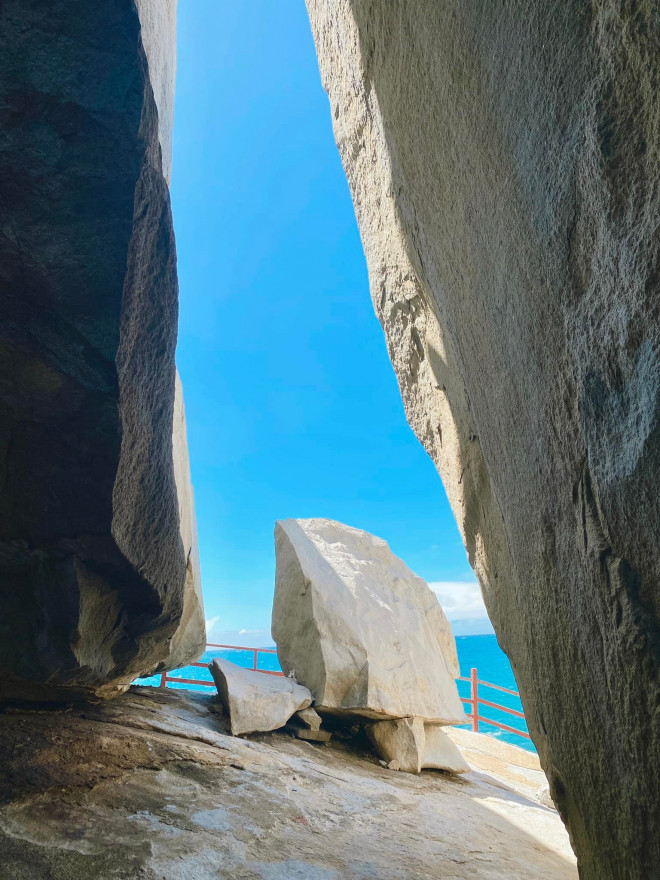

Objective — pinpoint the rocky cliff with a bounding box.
[0,0,204,701]
[305,1,660,876]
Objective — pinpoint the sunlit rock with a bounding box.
[272,518,465,723]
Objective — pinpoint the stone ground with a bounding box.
[0,687,577,879]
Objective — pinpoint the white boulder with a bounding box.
[272,518,466,723]
[209,658,312,736]
[367,717,470,775]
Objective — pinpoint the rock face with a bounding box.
[305,1,660,875]
[162,372,206,672]
[0,0,196,701]
[209,658,313,736]
[367,717,470,775]
[0,687,577,879]
[272,518,465,723]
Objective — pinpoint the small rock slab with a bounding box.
[209,658,312,736]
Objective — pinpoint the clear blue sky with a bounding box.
[172,0,492,643]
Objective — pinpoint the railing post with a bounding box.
[253,649,258,671]
[159,672,168,689]
[471,667,479,732]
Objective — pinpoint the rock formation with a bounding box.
[0,0,204,701]
[367,717,470,775]
[272,518,465,723]
[305,1,660,875]
[209,657,313,736]
[163,372,206,671]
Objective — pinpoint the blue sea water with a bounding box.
[136,633,534,753]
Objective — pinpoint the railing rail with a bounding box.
[158,644,284,689]
[457,667,530,740]
[155,652,530,743]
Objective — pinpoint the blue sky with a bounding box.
[172,0,492,643]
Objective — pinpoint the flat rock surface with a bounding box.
[0,687,576,879]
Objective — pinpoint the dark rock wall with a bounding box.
[306,1,660,876]
[0,0,186,700]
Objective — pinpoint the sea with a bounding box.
[137,633,534,754]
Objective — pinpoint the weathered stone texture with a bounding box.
[162,372,206,672]
[272,518,465,723]
[306,1,660,876]
[0,0,191,700]
[0,687,577,879]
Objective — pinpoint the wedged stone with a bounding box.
[295,707,323,731]
[286,723,332,744]
[367,717,469,775]
[272,518,465,723]
[305,1,660,872]
[537,784,556,811]
[367,717,424,774]
[209,658,312,736]
[0,0,187,701]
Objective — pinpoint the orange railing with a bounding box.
[458,667,530,740]
[158,643,284,689]
[157,651,530,743]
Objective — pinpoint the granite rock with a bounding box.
[272,518,465,722]
[305,1,660,874]
[0,686,577,879]
[0,0,187,701]
[160,372,206,672]
[367,717,470,775]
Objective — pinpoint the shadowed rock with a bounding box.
[0,0,203,701]
[305,0,660,874]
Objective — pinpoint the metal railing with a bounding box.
[156,651,530,743]
[458,667,530,740]
[158,643,283,689]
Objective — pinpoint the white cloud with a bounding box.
[205,616,221,637]
[429,579,488,622]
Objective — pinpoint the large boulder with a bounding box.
[0,0,190,701]
[305,1,660,875]
[272,518,466,723]
[209,658,313,736]
[367,717,470,775]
